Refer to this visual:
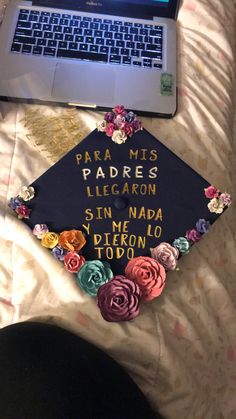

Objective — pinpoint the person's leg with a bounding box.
[0,321,160,419]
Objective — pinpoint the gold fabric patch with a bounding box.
[22,107,87,163]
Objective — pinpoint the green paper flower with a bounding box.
[173,237,190,255]
[77,260,113,297]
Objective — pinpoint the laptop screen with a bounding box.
[35,0,179,20]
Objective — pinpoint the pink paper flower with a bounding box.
[113,105,126,115]
[125,256,166,301]
[219,192,231,207]
[105,122,116,137]
[204,185,219,199]
[151,242,179,271]
[64,251,85,273]
[15,204,31,219]
[185,228,202,242]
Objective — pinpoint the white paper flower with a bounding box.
[96,120,107,132]
[207,198,224,214]
[18,186,35,201]
[111,129,127,144]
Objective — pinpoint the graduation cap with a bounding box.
[9,106,231,322]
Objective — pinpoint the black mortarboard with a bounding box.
[9,109,231,321]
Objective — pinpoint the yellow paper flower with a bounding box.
[41,232,59,249]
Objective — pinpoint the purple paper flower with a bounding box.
[131,118,142,132]
[185,228,201,243]
[9,196,23,211]
[52,245,67,261]
[196,219,210,234]
[104,111,115,123]
[97,275,141,322]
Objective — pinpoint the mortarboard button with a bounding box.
[113,196,129,210]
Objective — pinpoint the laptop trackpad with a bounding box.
[52,62,115,103]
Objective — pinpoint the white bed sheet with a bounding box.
[1,1,236,418]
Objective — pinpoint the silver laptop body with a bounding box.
[0,0,179,116]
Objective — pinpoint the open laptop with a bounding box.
[0,0,179,117]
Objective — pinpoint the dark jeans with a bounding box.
[0,321,161,419]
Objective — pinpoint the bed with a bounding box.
[1,0,236,418]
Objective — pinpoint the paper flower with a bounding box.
[33,223,49,239]
[219,192,231,207]
[8,196,24,211]
[97,276,141,322]
[196,218,210,234]
[18,186,35,201]
[151,242,179,271]
[64,251,85,273]
[15,204,31,219]
[111,129,127,144]
[173,237,190,254]
[77,260,113,297]
[51,245,67,261]
[207,198,224,214]
[58,230,86,252]
[41,232,59,249]
[125,256,166,301]
[204,185,219,199]
[185,228,202,243]
[97,105,142,144]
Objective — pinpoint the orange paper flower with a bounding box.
[58,229,86,252]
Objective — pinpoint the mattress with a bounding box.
[1,0,236,418]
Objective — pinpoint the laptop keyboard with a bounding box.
[11,9,163,70]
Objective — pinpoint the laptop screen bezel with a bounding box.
[33,0,180,20]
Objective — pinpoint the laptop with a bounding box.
[0,0,179,117]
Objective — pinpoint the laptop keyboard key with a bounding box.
[58,41,68,49]
[89,44,99,52]
[22,44,32,54]
[64,34,74,42]
[100,46,109,53]
[37,38,47,46]
[141,50,162,59]
[143,59,152,67]
[109,55,121,64]
[54,33,63,40]
[133,60,142,66]
[13,35,35,44]
[47,40,57,47]
[17,21,31,28]
[43,47,56,56]
[122,56,131,65]
[32,23,42,30]
[79,43,88,51]
[33,30,43,38]
[18,13,28,21]
[44,32,53,39]
[29,15,39,22]
[11,43,21,52]
[57,49,108,62]
[15,28,32,36]
[153,62,162,69]
[69,42,78,50]
[32,46,43,55]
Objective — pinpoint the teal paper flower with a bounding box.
[77,260,113,297]
[173,237,190,254]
